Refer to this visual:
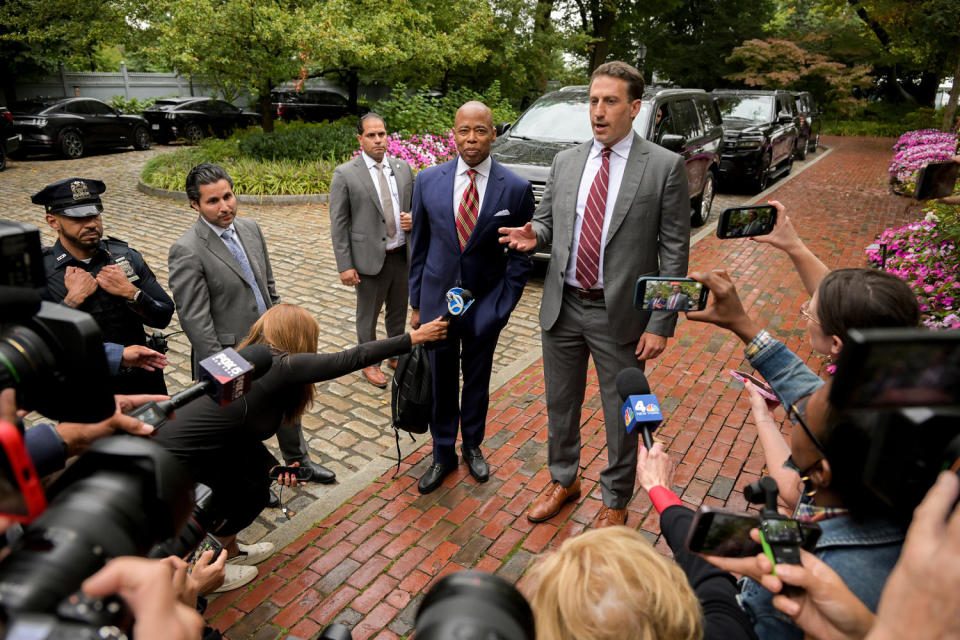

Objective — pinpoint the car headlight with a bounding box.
[737,137,763,149]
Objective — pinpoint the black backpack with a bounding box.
[390,343,432,472]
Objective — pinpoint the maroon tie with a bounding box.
[456,169,479,251]
[576,147,611,289]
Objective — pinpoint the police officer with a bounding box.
[33,177,174,395]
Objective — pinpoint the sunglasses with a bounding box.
[799,299,820,325]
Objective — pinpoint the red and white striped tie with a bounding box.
[456,169,479,251]
[575,147,611,289]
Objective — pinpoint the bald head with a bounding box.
[453,101,496,167]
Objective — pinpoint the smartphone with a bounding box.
[914,161,959,200]
[729,370,778,404]
[634,277,709,312]
[0,420,48,523]
[717,205,778,239]
[186,533,224,571]
[685,506,822,557]
[268,465,313,481]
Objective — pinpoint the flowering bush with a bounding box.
[353,132,458,172]
[888,129,959,195]
[867,219,959,329]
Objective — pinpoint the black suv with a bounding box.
[11,97,151,159]
[1,107,20,171]
[271,80,361,123]
[792,91,821,160]
[491,85,723,249]
[142,97,259,144]
[712,89,799,192]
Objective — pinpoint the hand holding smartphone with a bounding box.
[685,506,821,557]
[268,465,312,483]
[729,370,779,406]
[634,277,710,312]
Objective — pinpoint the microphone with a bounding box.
[616,367,663,449]
[442,288,475,321]
[127,344,273,427]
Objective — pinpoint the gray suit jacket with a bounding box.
[168,216,280,364]
[533,134,691,344]
[329,155,414,275]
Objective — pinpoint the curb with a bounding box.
[137,180,329,205]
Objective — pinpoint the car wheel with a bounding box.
[184,122,204,145]
[795,138,807,161]
[60,130,84,159]
[810,133,819,153]
[691,170,716,227]
[133,126,151,150]
[752,153,771,193]
[0,145,6,171]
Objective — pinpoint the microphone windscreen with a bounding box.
[236,344,274,380]
[460,289,474,302]
[616,367,650,399]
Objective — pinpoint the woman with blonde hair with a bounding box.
[153,303,446,589]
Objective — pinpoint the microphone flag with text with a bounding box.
[616,367,663,449]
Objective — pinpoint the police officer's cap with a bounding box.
[31,177,106,218]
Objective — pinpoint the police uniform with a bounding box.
[33,178,175,395]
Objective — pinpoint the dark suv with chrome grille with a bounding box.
[712,89,799,192]
[491,85,722,258]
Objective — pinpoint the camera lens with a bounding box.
[415,571,534,640]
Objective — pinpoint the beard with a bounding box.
[63,225,102,250]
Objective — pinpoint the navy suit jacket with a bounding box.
[409,157,535,339]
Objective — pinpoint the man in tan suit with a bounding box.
[330,113,414,388]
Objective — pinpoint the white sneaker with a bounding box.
[214,564,257,593]
[227,541,275,566]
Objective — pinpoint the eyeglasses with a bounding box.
[799,299,820,325]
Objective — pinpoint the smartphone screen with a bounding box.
[717,205,778,239]
[186,534,224,571]
[686,509,761,556]
[729,370,778,403]
[634,277,708,312]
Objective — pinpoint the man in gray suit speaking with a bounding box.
[500,61,690,528]
[168,163,335,485]
[330,113,414,388]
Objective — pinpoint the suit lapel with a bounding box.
[605,133,649,245]
[355,156,384,218]
[464,159,506,251]
[388,157,411,209]
[562,143,592,238]
[437,159,459,248]
[195,219,248,283]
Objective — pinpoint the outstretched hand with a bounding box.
[686,270,761,344]
[637,441,676,492]
[411,316,449,344]
[498,222,537,252]
[750,201,804,252]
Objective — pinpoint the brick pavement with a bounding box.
[192,136,922,639]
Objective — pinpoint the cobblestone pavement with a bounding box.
[190,136,921,640]
[0,143,812,545]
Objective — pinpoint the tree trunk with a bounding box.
[587,2,616,72]
[259,82,275,133]
[344,69,359,113]
[942,56,960,133]
[533,0,555,92]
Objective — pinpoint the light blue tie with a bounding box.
[221,228,267,315]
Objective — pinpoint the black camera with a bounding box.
[0,436,194,637]
[415,570,535,640]
[745,477,803,569]
[148,484,223,560]
[0,221,114,423]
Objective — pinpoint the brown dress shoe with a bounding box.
[527,478,581,523]
[362,365,388,388]
[595,505,628,528]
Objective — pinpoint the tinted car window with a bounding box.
[676,99,703,138]
[85,101,114,116]
[716,96,774,123]
[697,98,718,129]
[64,101,91,115]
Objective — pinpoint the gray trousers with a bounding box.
[277,420,312,464]
[356,250,409,355]
[542,289,640,509]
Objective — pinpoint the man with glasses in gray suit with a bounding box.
[330,113,414,388]
[500,61,690,528]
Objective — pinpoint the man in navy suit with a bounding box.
[409,101,535,494]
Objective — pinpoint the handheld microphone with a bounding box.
[616,367,663,449]
[442,288,475,321]
[127,344,273,428]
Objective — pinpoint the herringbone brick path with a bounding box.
[206,136,920,639]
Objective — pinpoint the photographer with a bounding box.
[688,271,907,639]
[151,303,447,591]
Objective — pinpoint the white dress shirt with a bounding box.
[200,216,249,258]
[564,134,634,289]
[453,155,492,222]
[362,150,405,249]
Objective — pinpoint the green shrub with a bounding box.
[109,95,160,114]
[237,120,356,162]
[374,82,518,136]
[823,104,944,138]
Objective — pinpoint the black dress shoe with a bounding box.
[267,490,280,508]
[418,463,457,494]
[292,461,336,484]
[462,447,489,483]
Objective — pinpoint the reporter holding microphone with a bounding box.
[151,303,447,591]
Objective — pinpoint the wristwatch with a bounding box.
[127,289,143,304]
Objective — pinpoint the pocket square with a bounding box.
[493,209,511,217]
